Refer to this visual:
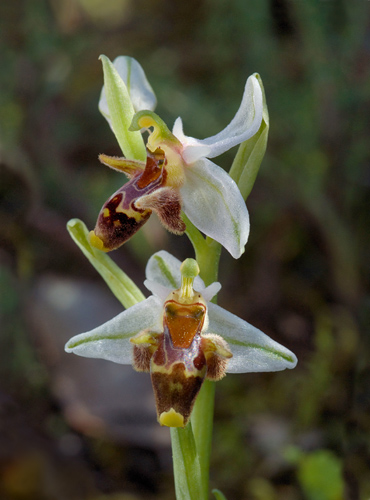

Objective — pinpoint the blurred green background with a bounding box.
[1,0,369,499]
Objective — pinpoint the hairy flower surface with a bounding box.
[90,56,263,258]
[65,251,297,427]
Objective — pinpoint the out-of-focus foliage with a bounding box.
[288,448,345,500]
[1,0,369,499]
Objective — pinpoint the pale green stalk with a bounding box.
[170,423,204,500]
[190,380,216,499]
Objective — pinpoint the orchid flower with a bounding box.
[90,56,263,259]
[65,251,297,428]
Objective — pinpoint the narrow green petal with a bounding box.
[229,73,269,200]
[99,55,146,161]
[67,218,145,308]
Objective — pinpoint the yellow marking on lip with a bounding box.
[170,381,183,392]
[150,363,171,375]
[130,331,159,346]
[115,204,151,222]
[89,231,109,252]
[103,208,110,217]
[151,362,201,378]
[159,408,184,427]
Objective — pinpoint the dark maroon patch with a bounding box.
[151,363,204,426]
[93,149,168,251]
[95,204,151,251]
[193,349,206,371]
[152,341,166,366]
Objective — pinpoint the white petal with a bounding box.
[144,279,171,301]
[172,117,212,162]
[181,158,250,258]
[172,117,184,141]
[208,303,297,373]
[202,282,221,302]
[145,250,205,291]
[65,296,162,364]
[180,75,263,164]
[99,56,157,128]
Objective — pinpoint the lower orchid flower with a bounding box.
[65,251,297,428]
[90,56,264,259]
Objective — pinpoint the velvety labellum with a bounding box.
[150,300,207,427]
[130,291,232,427]
[92,151,166,251]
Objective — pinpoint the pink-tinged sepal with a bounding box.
[90,149,167,251]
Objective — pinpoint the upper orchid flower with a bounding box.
[90,56,263,259]
[65,251,297,428]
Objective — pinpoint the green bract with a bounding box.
[99,55,150,161]
[67,218,145,308]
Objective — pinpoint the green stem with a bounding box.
[171,423,205,500]
[190,380,216,498]
[182,213,208,255]
[183,213,222,286]
[196,238,222,287]
[170,213,222,499]
[190,237,221,497]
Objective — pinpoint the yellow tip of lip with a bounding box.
[159,408,185,428]
[89,231,108,252]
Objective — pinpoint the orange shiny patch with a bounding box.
[164,301,206,349]
[137,149,165,189]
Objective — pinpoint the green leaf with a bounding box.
[99,54,147,161]
[212,489,228,500]
[229,73,269,200]
[67,218,145,308]
[297,450,345,500]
